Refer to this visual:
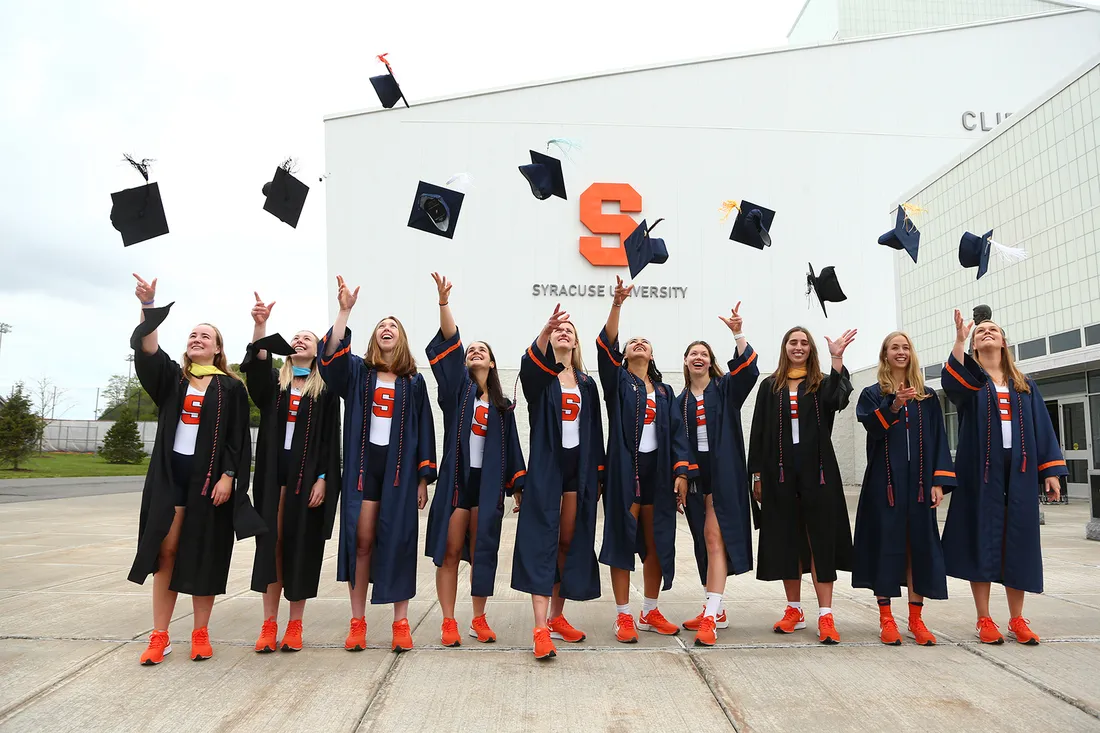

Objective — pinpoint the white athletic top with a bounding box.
[561,387,582,449]
[173,385,205,455]
[284,387,302,451]
[469,398,489,469]
[790,390,800,445]
[639,392,658,453]
[996,385,1012,449]
[369,379,396,446]
[693,393,709,453]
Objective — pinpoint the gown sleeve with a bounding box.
[130,304,183,408]
[819,367,853,413]
[413,375,438,485]
[940,352,986,409]
[1029,381,1069,481]
[425,328,467,408]
[856,386,900,440]
[519,339,565,404]
[240,342,278,409]
[503,410,527,496]
[667,387,695,479]
[228,380,266,539]
[586,377,607,483]
[595,327,624,410]
[318,327,357,399]
[925,389,957,491]
[722,343,761,409]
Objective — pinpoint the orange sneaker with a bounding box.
[533,626,557,660]
[255,616,278,653]
[190,626,213,661]
[975,616,1004,644]
[614,612,639,643]
[638,608,680,635]
[140,630,171,665]
[908,615,937,646]
[879,616,902,646]
[345,617,367,651]
[392,618,414,653]
[818,614,840,645]
[548,615,586,643]
[1008,617,1040,645]
[684,608,729,631]
[773,606,806,634]
[280,620,303,652]
[694,615,718,647]
[469,614,497,643]
[441,617,462,647]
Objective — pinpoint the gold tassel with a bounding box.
[719,200,741,222]
[901,202,928,217]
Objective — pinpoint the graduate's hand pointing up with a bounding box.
[336,275,360,312]
[133,273,157,304]
[613,276,634,306]
[718,301,743,334]
[251,292,276,325]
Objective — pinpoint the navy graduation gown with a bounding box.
[677,345,760,583]
[319,327,437,604]
[424,329,526,598]
[940,353,1067,593]
[596,328,693,589]
[127,308,264,596]
[241,344,342,601]
[511,339,605,601]
[748,369,853,582]
[852,385,955,599]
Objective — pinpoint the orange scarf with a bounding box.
[787,367,807,380]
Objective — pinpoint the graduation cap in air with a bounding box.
[370,53,409,109]
[262,160,309,228]
[518,150,567,200]
[973,304,992,325]
[806,263,846,317]
[408,181,464,239]
[959,229,1026,280]
[723,200,774,250]
[253,333,296,356]
[878,205,920,263]
[110,154,169,247]
[625,218,669,280]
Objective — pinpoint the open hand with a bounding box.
[212,475,233,506]
[336,275,360,312]
[252,291,276,325]
[718,301,743,334]
[613,275,634,306]
[930,485,944,508]
[512,490,522,514]
[431,272,453,305]
[308,478,326,508]
[133,273,157,304]
[825,329,857,358]
[954,308,974,345]
[540,303,571,338]
[1045,476,1062,502]
[675,476,688,514]
[893,385,919,410]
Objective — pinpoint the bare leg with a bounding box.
[348,500,380,618]
[261,487,287,621]
[550,492,578,619]
[152,507,186,630]
[469,506,487,618]
[809,555,834,608]
[703,496,727,594]
[971,581,992,619]
[437,508,470,620]
[393,600,409,622]
[640,505,661,600]
[611,503,642,605]
[532,595,550,628]
[1006,587,1026,619]
[192,595,215,629]
[906,540,923,605]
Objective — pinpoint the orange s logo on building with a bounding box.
[579,183,641,267]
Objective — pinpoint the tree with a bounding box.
[99,374,157,421]
[0,383,45,470]
[99,408,146,464]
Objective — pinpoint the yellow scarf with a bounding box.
[190,364,226,377]
[787,367,807,379]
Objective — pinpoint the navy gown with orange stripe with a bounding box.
[852,385,955,599]
[677,345,760,582]
[424,329,526,598]
[318,327,437,604]
[940,353,1066,593]
[511,338,605,601]
[596,328,694,588]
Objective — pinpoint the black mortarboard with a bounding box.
[728,200,775,250]
[253,333,296,356]
[262,166,309,229]
[806,263,846,317]
[959,230,993,280]
[973,305,992,325]
[625,218,669,280]
[518,150,567,200]
[878,206,920,263]
[110,155,169,247]
[370,53,409,109]
[407,181,464,239]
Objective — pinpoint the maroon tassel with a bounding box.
[452,489,459,507]
[295,475,302,495]
[1021,453,1027,472]
[983,460,990,484]
[887,483,895,507]
[779,464,785,483]
[201,472,211,496]
[357,471,363,492]
[635,477,641,497]
[394,468,400,487]
[918,481,925,503]
[819,466,825,486]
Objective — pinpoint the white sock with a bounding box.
[641,597,659,615]
[615,603,631,616]
[819,606,833,618]
[788,602,802,610]
[704,593,723,619]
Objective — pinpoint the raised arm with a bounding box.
[250,291,276,361]
[133,273,159,355]
[951,308,972,366]
[241,295,278,408]
[596,277,632,401]
[824,329,857,376]
[856,385,908,440]
[820,329,856,412]
[521,305,570,402]
[603,275,632,346]
[718,301,759,407]
[432,272,456,341]
[324,275,359,358]
[941,310,985,408]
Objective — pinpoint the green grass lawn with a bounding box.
[0,452,150,480]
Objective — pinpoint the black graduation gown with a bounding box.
[424,329,526,598]
[511,338,605,601]
[852,385,956,599]
[677,345,760,583]
[748,369,853,582]
[126,305,265,596]
[940,353,1067,593]
[318,327,437,604]
[241,344,342,602]
[596,328,694,589]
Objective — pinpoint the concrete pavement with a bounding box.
[0,483,1099,731]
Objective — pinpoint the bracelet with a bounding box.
[141,300,154,306]
[732,332,744,339]
[318,473,326,480]
[439,302,448,307]
[612,302,622,308]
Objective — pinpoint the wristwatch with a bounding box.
[223,470,237,478]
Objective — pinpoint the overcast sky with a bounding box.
[0,0,804,419]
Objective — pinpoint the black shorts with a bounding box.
[635,450,659,506]
[170,451,193,507]
[693,452,712,496]
[362,442,389,502]
[560,446,580,494]
[458,467,482,510]
[277,448,292,488]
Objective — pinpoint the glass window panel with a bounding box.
[1035,373,1087,398]
[1050,330,1083,353]
[1062,402,1087,451]
[1085,324,1100,346]
[1090,395,1100,469]
[1067,459,1088,484]
[1018,338,1047,360]
[1089,370,1100,395]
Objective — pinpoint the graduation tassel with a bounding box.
[201,472,211,496]
[983,459,990,484]
[635,476,641,498]
[779,463,785,483]
[295,475,303,495]
[918,480,925,504]
[357,471,363,492]
[819,465,825,486]
[887,482,895,507]
[452,488,459,507]
[1021,452,1027,472]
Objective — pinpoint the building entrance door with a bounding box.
[1047,397,1089,500]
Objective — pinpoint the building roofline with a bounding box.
[786,0,817,38]
[324,8,1084,123]
[892,48,1100,209]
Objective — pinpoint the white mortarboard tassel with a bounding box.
[989,237,1027,264]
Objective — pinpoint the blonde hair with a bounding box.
[876,331,928,400]
[771,326,823,393]
[971,322,1031,393]
[182,323,242,382]
[278,331,325,400]
[365,315,418,377]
